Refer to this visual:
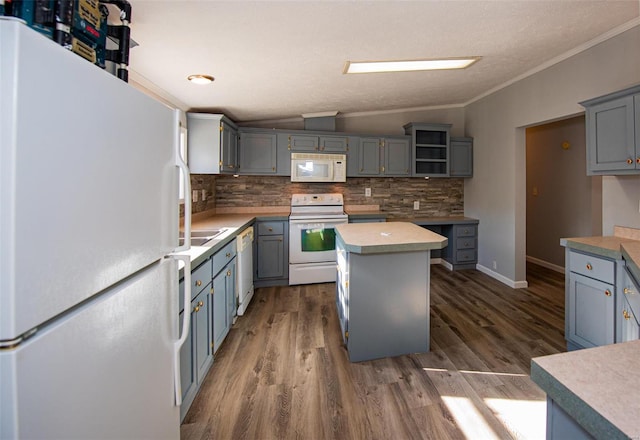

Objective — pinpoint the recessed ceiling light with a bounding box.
[187,74,215,84]
[343,57,481,74]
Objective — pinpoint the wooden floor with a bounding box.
[181,263,565,440]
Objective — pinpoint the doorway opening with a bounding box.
[525,115,602,276]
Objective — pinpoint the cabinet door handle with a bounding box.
[623,309,631,320]
[226,252,231,258]
[624,287,631,295]
[605,289,612,297]
[195,280,202,287]
[637,157,640,164]
[227,269,231,276]
[627,158,634,165]
[194,306,200,312]
[586,263,592,271]
[198,301,204,307]
[268,227,273,232]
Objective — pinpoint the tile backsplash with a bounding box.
[193,175,464,218]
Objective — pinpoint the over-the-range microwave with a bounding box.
[290,153,346,182]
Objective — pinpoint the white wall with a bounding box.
[465,24,640,286]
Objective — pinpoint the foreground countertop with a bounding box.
[531,340,640,439]
[336,222,447,254]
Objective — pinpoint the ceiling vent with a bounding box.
[302,111,339,131]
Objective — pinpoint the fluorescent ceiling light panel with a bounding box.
[344,57,480,74]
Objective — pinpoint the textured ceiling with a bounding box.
[126,1,639,122]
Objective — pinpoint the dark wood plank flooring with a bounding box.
[181,263,565,440]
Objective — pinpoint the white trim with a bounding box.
[439,259,453,271]
[339,103,466,119]
[128,69,189,111]
[465,18,640,106]
[301,111,339,118]
[476,264,529,289]
[526,256,565,274]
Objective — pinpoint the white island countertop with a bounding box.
[335,222,447,254]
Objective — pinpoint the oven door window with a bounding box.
[300,225,336,252]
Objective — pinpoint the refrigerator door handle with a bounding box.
[172,254,192,406]
[174,110,192,252]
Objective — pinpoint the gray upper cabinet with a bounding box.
[450,137,473,178]
[404,123,451,177]
[238,130,278,174]
[355,136,410,176]
[187,113,239,174]
[580,84,640,175]
[287,133,349,152]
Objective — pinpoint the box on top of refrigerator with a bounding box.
[4,0,55,38]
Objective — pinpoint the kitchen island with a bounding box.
[335,222,447,362]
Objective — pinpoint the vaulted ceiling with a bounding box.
[126,1,640,122]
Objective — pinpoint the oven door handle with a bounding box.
[289,219,348,225]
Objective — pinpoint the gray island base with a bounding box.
[335,222,447,362]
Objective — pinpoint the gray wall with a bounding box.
[465,24,640,286]
[526,116,602,269]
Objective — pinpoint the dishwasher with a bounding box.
[236,226,254,316]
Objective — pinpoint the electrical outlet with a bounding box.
[192,190,198,202]
[201,189,207,201]
[413,201,420,210]
[492,260,497,270]
[365,187,371,197]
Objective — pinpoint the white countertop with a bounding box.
[336,221,447,254]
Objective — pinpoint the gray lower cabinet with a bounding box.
[212,241,237,352]
[618,266,640,343]
[546,397,593,440]
[238,130,278,174]
[355,136,411,176]
[417,221,478,269]
[567,272,615,349]
[179,239,237,421]
[444,224,477,269]
[178,262,213,421]
[335,235,431,362]
[449,137,473,177]
[565,249,618,350]
[580,84,640,175]
[254,220,289,287]
[348,216,386,223]
[187,113,239,174]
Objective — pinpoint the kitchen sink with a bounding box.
[179,228,227,246]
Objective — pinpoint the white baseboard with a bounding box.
[476,264,529,289]
[526,256,565,274]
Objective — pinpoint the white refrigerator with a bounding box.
[0,18,191,439]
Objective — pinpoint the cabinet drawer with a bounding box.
[455,249,477,263]
[569,251,615,283]
[212,240,237,276]
[456,237,476,250]
[191,260,212,294]
[456,225,477,238]
[258,221,284,236]
[179,260,212,312]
